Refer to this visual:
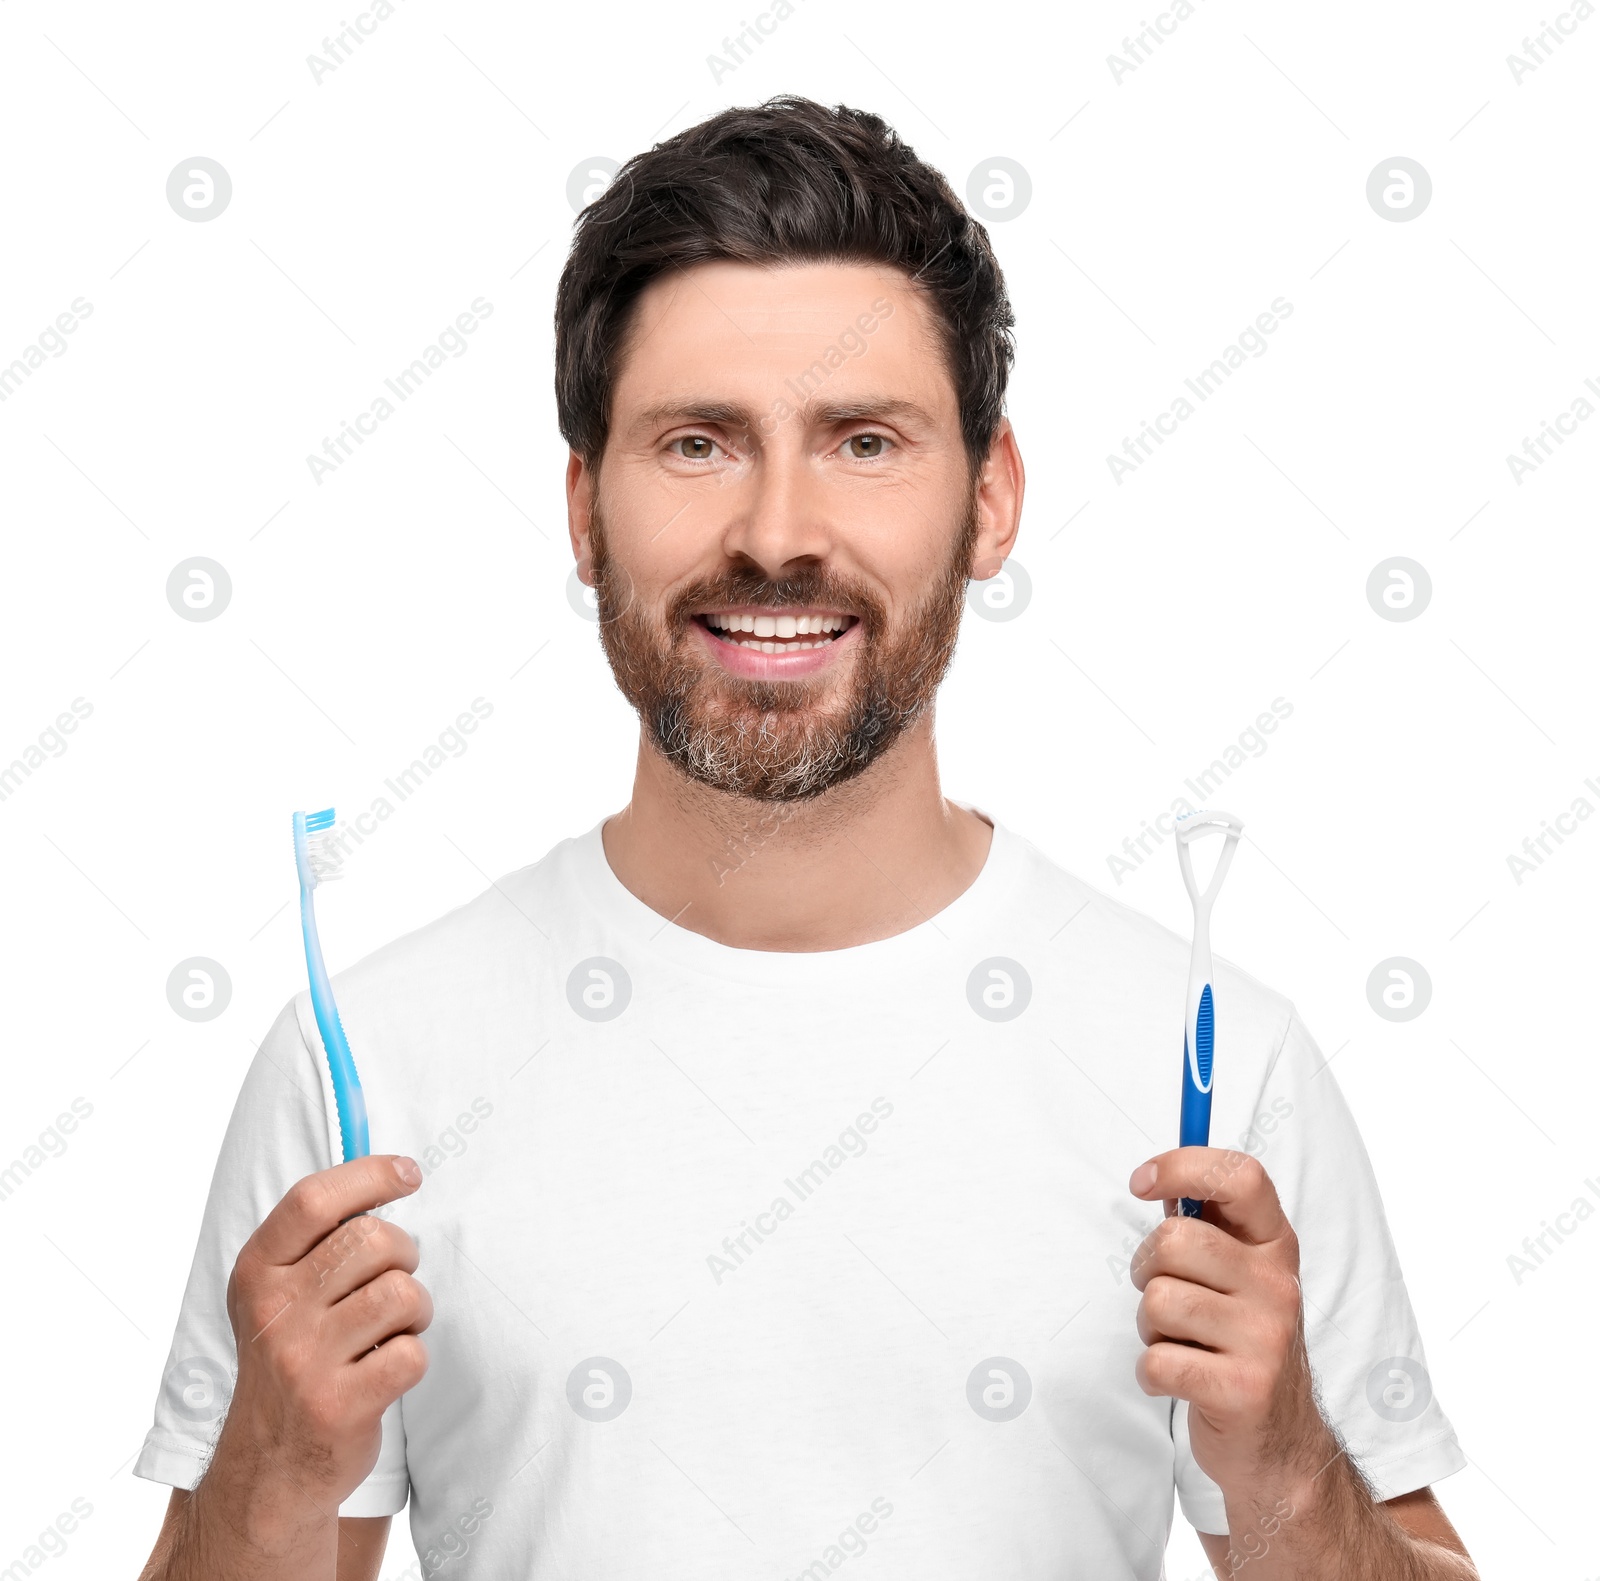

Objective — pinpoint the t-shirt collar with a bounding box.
[571,800,1026,984]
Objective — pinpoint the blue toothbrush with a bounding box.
[1174,809,1244,1218]
[292,808,369,1162]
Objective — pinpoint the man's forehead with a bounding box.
[629,258,922,339]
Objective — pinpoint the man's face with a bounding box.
[574,260,983,803]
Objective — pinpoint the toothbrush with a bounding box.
[292,808,369,1162]
[1174,809,1244,1218]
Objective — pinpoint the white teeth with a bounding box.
[710,633,836,652]
[703,611,849,640]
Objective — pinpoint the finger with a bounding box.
[348,1333,429,1416]
[1129,1213,1253,1295]
[330,1269,433,1359]
[1129,1149,1287,1245]
[1136,1273,1232,1349]
[304,1216,420,1305]
[1135,1340,1233,1405]
[246,1157,423,1268]
[1137,1341,1280,1428]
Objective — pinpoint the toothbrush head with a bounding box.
[1174,808,1245,909]
[1174,808,1245,846]
[292,808,343,890]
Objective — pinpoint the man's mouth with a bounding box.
[693,608,858,655]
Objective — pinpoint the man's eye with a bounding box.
[673,436,719,461]
[844,433,891,459]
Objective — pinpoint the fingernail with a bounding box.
[393,1156,422,1187]
[1129,1162,1158,1196]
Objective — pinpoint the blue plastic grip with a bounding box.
[298,865,369,1162]
[1178,982,1214,1218]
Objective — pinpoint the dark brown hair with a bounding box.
[554,95,1016,478]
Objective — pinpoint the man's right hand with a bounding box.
[140,1155,431,1581]
[222,1154,432,1507]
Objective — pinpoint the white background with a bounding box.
[1,0,1594,1576]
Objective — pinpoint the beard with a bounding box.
[588,495,978,803]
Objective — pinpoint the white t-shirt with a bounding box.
[136,807,1464,1578]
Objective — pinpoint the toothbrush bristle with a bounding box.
[304,807,336,832]
[306,833,343,880]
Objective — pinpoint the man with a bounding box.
[136,97,1476,1580]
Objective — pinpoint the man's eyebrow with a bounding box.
[628,396,937,433]
[631,399,753,431]
[806,398,936,427]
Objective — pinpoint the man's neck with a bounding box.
[600,717,994,953]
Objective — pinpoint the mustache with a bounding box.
[667,568,885,635]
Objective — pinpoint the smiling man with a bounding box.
[136,98,1476,1580]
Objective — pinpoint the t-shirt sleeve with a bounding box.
[1174,1007,1466,1535]
[131,994,409,1518]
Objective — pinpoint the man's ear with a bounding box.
[968,418,1024,582]
[567,450,596,586]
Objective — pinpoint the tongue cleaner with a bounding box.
[1174,809,1245,1218]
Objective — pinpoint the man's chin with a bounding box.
[653,699,882,803]
[680,644,851,715]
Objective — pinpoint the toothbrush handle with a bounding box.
[301,888,370,1162]
[1178,980,1215,1218]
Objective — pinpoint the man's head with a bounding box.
[555,97,1022,803]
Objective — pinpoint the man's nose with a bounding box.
[717,440,834,578]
